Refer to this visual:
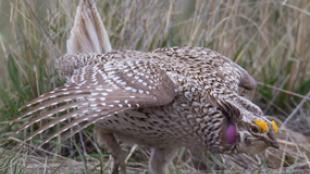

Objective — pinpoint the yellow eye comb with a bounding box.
[253,119,269,133]
[272,120,279,134]
[253,119,279,134]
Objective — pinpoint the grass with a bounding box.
[0,0,310,173]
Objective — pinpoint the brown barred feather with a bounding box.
[12,0,280,173]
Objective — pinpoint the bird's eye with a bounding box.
[253,119,269,133]
[251,126,260,133]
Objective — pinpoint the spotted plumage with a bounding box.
[14,47,279,173]
[13,0,280,173]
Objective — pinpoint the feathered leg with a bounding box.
[189,148,224,173]
[149,147,178,174]
[95,127,126,174]
[189,149,208,172]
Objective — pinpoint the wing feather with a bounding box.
[15,59,176,144]
[154,47,262,122]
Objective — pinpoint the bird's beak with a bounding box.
[265,131,280,149]
[268,139,280,149]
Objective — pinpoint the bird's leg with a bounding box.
[95,127,126,174]
[189,148,208,172]
[189,148,224,173]
[149,147,178,174]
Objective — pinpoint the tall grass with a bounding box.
[0,0,310,173]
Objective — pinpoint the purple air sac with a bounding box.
[226,123,237,144]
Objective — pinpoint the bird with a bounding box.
[12,1,280,174]
[14,47,280,174]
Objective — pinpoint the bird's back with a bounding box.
[53,47,250,150]
[15,46,263,154]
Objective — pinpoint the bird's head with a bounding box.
[214,101,279,154]
[207,94,280,154]
[234,117,280,154]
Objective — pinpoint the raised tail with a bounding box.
[66,0,112,54]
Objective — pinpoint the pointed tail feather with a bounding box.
[36,108,123,147]
[13,89,90,124]
[15,105,81,134]
[13,0,116,146]
[23,111,82,142]
[66,0,112,54]
[38,114,112,147]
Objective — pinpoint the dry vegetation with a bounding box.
[0,0,310,173]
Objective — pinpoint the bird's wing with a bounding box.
[154,47,262,121]
[206,63,264,122]
[203,58,264,122]
[217,59,257,93]
[207,56,264,119]
[154,47,257,94]
[14,58,176,146]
